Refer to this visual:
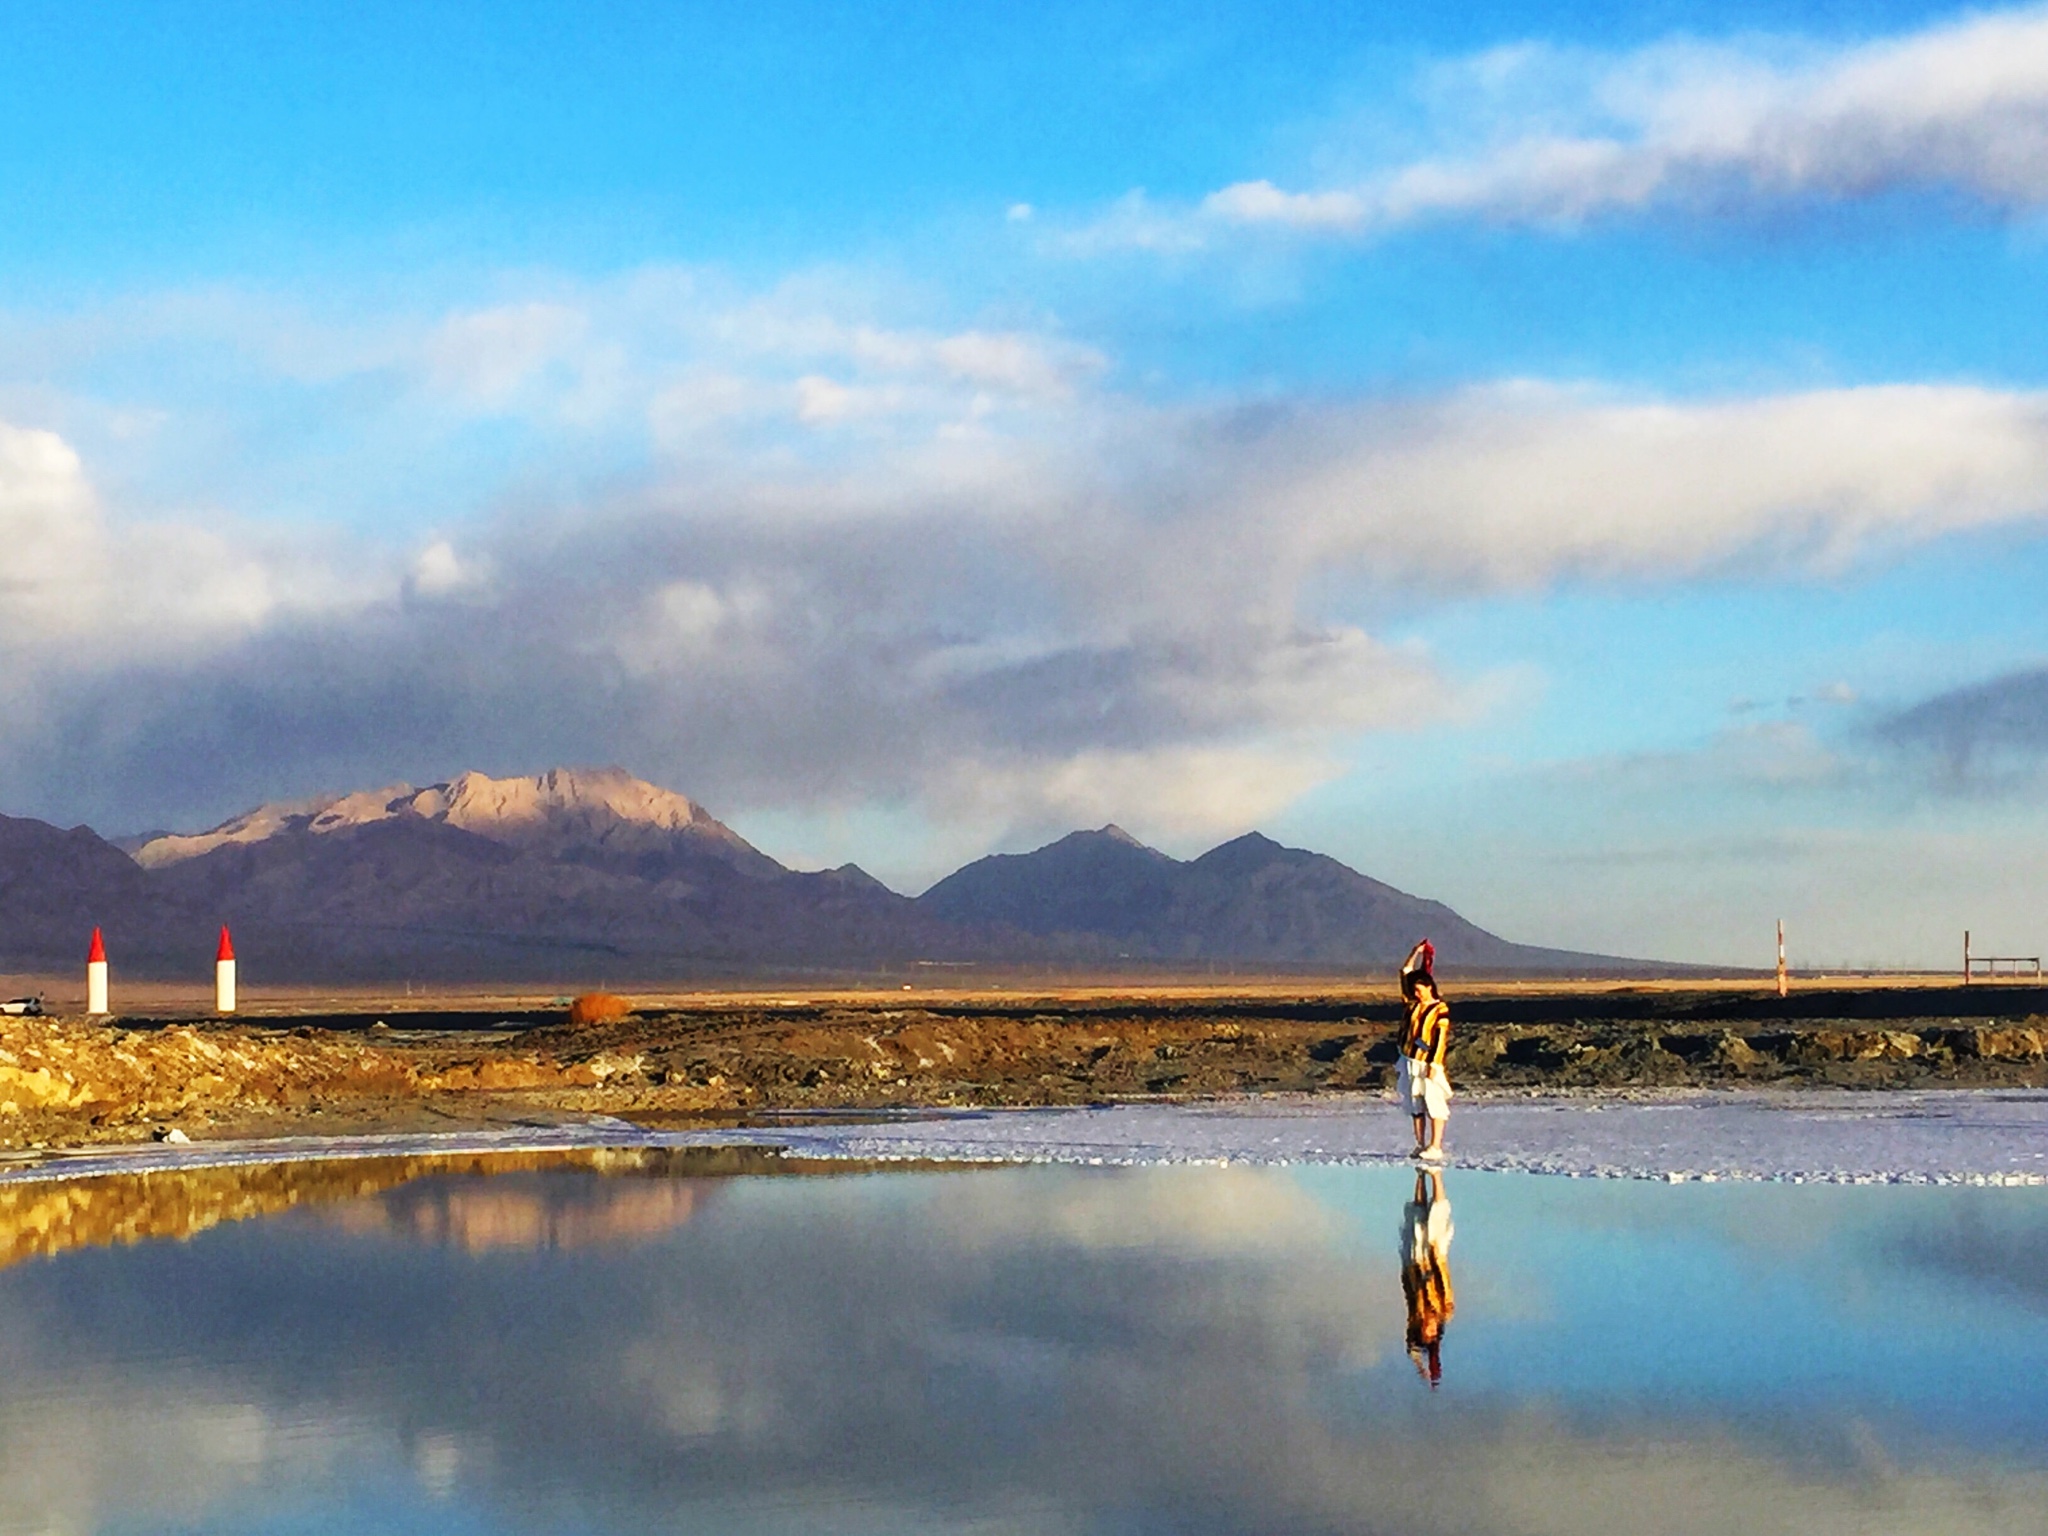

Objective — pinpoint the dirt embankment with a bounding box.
[524,1003,2048,1109]
[0,1016,647,1147]
[3,988,2047,1149]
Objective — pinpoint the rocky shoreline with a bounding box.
[1,987,2043,1150]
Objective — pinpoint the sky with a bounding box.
[7,0,2048,965]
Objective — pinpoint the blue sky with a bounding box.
[6,0,2048,964]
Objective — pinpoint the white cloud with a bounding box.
[1253,381,2048,588]
[0,271,1105,476]
[931,744,1347,843]
[0,419,367,674]
[646,370,786,448]
[420,302,590,406]
[1052,190,1216,254]
[0,420,97,605]
[1082,4,2048,245]
[793,373,862,423]
[929,330,1097,396]
[1201,180,1371,229]
[409,539,490,599]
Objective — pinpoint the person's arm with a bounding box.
[1400,940,1434,982]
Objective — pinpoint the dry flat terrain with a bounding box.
[0,978,2044,1151]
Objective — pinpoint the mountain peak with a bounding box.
[425,766,717,845]
[918,821,1183,938]
[1195,830,1288,862]
[1043,824,1164,858]
[132,767,773,872]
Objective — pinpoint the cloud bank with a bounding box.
[9,273,2048,865]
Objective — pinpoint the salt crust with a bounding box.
[3,1091,2046,1187]
[699,1091,2048,1185]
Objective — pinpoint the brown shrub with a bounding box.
[567,993,632,1027]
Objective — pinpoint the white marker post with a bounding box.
[86,927,109,1016]
[214,926,236,1014]
[1776,919,1787,999]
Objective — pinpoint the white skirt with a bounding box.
[1398,1055,1452,1120]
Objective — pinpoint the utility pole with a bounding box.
[1964,929,1972,986]
[1776,919,1787,999]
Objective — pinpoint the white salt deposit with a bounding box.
[673,1090,2048,1185]
[0,1121,661,1186]
[3,1090,2044,1186]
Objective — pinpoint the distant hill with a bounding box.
[0,813,208,970]
[0,769,1657,981]
[917,826,1612,972]
[132,769,962,979]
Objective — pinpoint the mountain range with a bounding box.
[0,766,1643,981]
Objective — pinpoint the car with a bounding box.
[0,997,45,1017]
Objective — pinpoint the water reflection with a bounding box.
[1400,1168,1454,1386]
[0,1154,2044,1535]
[0,1148,737,1268]
[320,1153,709,1252]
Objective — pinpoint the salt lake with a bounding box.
[0,1097,2044,1534]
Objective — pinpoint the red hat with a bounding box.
[87,927,106,964]
[216,926,235,963]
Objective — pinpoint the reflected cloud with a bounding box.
[321,1159,710,1253]
[1890,1200,2048,1313]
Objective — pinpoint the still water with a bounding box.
[0,1147,2044,1535]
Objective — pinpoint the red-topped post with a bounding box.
[86,927,109,1016]
[215,927,236,1014]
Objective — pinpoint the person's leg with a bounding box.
[1421,1072,1450,1156]
[1412,1113,1427,1149]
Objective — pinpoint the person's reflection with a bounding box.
[1400,1167,1455,1387]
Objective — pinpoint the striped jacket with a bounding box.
[1400,997,1451,1068]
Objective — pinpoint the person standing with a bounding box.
[1397,939,1452,1160]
